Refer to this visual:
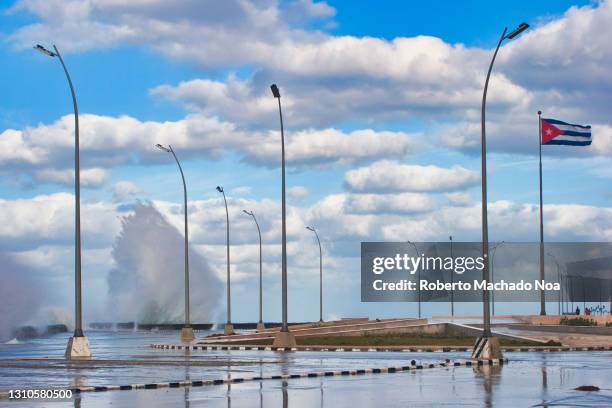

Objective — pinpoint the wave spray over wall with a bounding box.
[107,203,221,324]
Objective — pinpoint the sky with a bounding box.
[0,0,611,333]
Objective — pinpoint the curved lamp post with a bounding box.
[449,236,454,317]
[243,210,265,331]
[407,241,421,319]
[35,44,91,358]
[490,241,505,316]
[475,22,529,359]
[270,84,296,347]
[155,144,194,342]
[306,226,323,323]
[217,186,234,335]
[479,22,529,337]
[547,252,562,315]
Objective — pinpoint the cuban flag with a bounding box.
[541,118,592,146]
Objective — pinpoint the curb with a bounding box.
[0,358,506,399]
[150,344,612,353]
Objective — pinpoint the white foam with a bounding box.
[4,338,20,345]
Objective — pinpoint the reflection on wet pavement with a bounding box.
[1,331,611,407]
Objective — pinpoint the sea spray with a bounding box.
[0,253,45,342]
[106,203,222,324]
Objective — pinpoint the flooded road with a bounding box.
[1,331,610,407]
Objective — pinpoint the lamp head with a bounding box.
[506,22,529,39]
[243,209,252,216]
[155,144,171,153]
[216,186,224,193]
[34,44,57,57]
[270,84,280,98]
[306,226,314,231]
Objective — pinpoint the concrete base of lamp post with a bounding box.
[180,327,195,343]
[471,336,502,360]
[273,331,296,348]
[65,336,91,359]
[256,322,266,332]
[224,323,235,336]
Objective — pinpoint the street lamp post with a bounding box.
[578,276,586,314]
[35,44,91,359]
[306,226,323,323]
[155,144,194,342]
[490,241,505,316]
[449,236,454,317]
[270,84,296,347]
[474,22,529,360]
[547,252,562,315]
[243,210,265,331]
[407,241,421,319]
[217,186,234,335]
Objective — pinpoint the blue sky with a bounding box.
[0,0,611,330]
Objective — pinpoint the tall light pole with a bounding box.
[270,84,296,347]
[449,236,454,317]
[407,241,421,319]
[474,22,529,359]
[243,210,265,331]
[537,110,548,316]
[35,44,91,359]
[155,144,194,342]
[306,226,323,323]
[490,241,505,316]
[547,252,562,315]
[217,186,234,335]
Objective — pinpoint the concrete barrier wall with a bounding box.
[513,315,612,326]
[511,324,612,335]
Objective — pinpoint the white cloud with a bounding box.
[343,192,433,214]
[287,186,309,202]
[344,160,479,193]
[0,193,122,250]
[35,167,107,187]
[244,128,415,166]
[446,192,472,206]
[0,114,416,185]
[112,181,143,202]
[10,0,603,156]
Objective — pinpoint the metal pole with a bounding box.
[256,215,263,324]
[480,28,507,337]
[277,96,289,332]
[53,46,83,338]
[450,236,454,317]
[567,275,576,314]
[538,111,546,315]
[408,241,420,318]
[547,252,561,316]
[221,189,231,324]
[580,276,586,313]
[245,211,263,324]
[169,147,190,326]
[318,232,322,323]
[490,242,502,316]
[308,227,323,322]
[557,264,563,316]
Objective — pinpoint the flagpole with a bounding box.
[538,110,546,316]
